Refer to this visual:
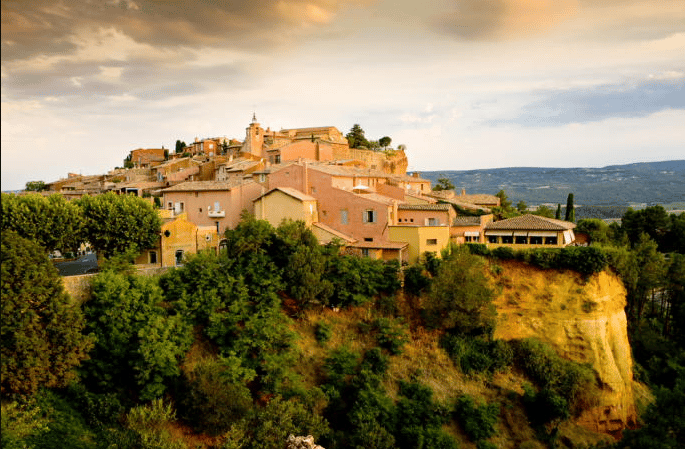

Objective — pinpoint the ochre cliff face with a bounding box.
[492,261,637,434]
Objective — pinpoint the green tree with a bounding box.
[432,176,455,191]
[516,200,528,213]
[564,193,575,222]
[423,248,496,335]
[77,192,161,258]
[555,203,562,220]
[633,233,667,322]
[174,140,187,154]
[84,270,192,400]
[346,124,369,149]
[1,231,93,397]
[575,218,613,245]
[492,190,517,220]
[379,136,392,148]
[532,205,555,218]
[1,193,84,254]
[24,181,47,192]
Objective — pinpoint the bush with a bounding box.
[367,317,409,356]
[126,399,186,449]
[514,339,598,416]
[492,246,516,260]
[403,265,431,296]
[465,243,491,256]
[315,322,333,344]
[454,395,499,442]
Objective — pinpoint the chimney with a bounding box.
[412,172,420,178]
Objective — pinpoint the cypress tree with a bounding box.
[565,194,575,222]
[555,204,562,220]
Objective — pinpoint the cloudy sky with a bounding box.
[2,0,684,190]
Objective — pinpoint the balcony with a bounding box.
[208,209,225,218]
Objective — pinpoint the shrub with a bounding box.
[514,339,598,416]
[315,322,333,344]
[126,399,185,449]
[465,243,490,256]
[454,395,499,442]
[492,246,515,260]
[370,317,409,355]
[404,265,431,296]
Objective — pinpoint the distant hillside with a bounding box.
[422,160,685,215]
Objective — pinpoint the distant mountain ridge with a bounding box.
[421,160,685,212]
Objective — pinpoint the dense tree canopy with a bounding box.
[1,231,93,397]
[77,192,161,258]
[2,193,84,254]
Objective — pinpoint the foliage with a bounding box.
[516,200,528,213]
[621,205,671,250]
[126,399,185,449]
[314,322,333,344]
[247,397,330,449]
[325,256,400,308]
[615,377,685,449]
[423,248,496,335]
[492,246,515,260]
[179,358,254,436]
[575,218,614,245]
[1,193,84,254]
[532,204,555,218]
[394,382,457,449]
[492,190,518,219]
[441,335,513,374]
[403,265,431,296]
[345,124,370,149]
[77,192,161,258]
[565,193,575,222]
[1,401,49,449]
[513,339,598,418]
[454,395,499,442]
[174,140,186,154]
[1,231,93,398]
[379,136,392,148]
[515,246,608,276]
[83,271,192,400]
[465,243,490,256]
[555,203,562,220]
[276,220,334,310]
[361,317,409,355]
[24,181,47,192]
[433,176,455,191]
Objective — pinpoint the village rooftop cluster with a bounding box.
[41,116,576,267]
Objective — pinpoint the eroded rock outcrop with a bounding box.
[286,434,325,449]
[492,261,637,434]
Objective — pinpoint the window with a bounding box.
[259,174,266,183]
[199,207,202,212]
[361,248,370,257]
[363,210,376,223]
[167,202,173,210]
[501,236,513,244]
[364,237,373,242]
[149,251,157,264]
[488,236,499,244]
[175,250,184,266]
[465,235,478,242]
[340,209,348,225]
[426,238,438,245]
[310,186,316,194]
[275,155,281,164]
[530,236,543,245]
[427,218,439,226]
[216,221,220,234]
[545,236,558,245]
[214,201,220,211]
[515,236,528,244]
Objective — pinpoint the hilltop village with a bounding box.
[43,116,576,267]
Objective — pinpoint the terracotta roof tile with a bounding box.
[485,214,575,231]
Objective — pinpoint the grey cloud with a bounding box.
[434,0,684,41]
[1,0,365,61]
[491,77,685,127]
